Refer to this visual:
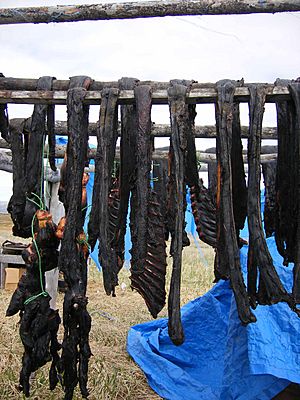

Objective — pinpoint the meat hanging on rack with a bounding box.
[262,160,277,238]
[47,102,57,172]
[166,137,190,251]
[287,80,300,304]
[6,210,61,397]
[167,82,190,345]
[215,79,256,324]
[275,79,299,266]
[129,84,167,319]
[190,182,217,248]
[181,93,217,249]
[88,87,119,295]
[152,158,169,239]
[246,84,293,310]
[58,76,92,400]
[231,102,247,242]
[7,76,55,238]
[7,119,27,236]
[114,77,139,270]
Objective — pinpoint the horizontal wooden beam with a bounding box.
[0,78,215,91]
[51,120,278,139]
[0,0,299,25]
[0,119,277,145]
[0,86,290,105]
[0,151,12,173]
[0,145,277,174]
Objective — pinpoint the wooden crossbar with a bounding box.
[0,0,299,25]
[0,86,290,105]
[4,119,277,140]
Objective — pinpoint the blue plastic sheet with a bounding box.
[127,237,300,399]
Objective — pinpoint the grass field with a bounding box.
[0,214,215,399]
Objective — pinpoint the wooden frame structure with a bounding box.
[1,0,297,170]
[0,76,289,173]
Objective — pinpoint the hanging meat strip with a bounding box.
[275,79,298,265]
[7,119,27,235]
[88,87,119,295]
[152,159,169,239]
[167,146,190,249]
[247,84,292,309]
[262,160,277,237]
[58,76,92,400]
[7,76,55,238]
[129,85,167,319]
[181,97,217,248]
[288,80,300,304]
[215,79,256,324]
[231,103,247,241]
[190,181,217,248]
[114,77,139,268]
[167,83,189,344]
[47,103,57,171]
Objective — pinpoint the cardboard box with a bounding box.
[5,267,26,290]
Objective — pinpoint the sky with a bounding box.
[0,0,300,200]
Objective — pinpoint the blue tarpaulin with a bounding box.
[127,238,300,399]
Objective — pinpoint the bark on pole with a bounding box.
[0,0,300,25]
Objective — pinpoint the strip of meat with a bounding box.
[231,102,247,240]
[26,76,55,209]
[190,181,217,248]
[88,87,119,295]
[58,77,92,400]
[288,81,300,304]
[7,119,26,235]
[152,159,169,239]
[47,104,57,171]
[247,84,293,309]
[262,160,277,237]
[274,79,297,265]
[130,85,167,319]
[215,79,256,324]
[108,173,124,279]
[111,77,139,271]
[167,83,189,344]
[8,77,54,238]
[167,156,190,249]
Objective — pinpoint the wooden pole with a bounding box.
[0,0,299,25]
[0,118,278,142]
[0,151,12,173]
[0,86,290,105]
[38,120,279,139]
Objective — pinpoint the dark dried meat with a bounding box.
[129,85,167,319]
[88,87,119,295]
[247,84,292,310]
[215,79,255,324]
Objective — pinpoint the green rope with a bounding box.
[27,197,42,209]
[81,204,92,212]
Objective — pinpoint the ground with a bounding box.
[0,214,215,399]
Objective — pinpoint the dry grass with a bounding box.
[0,215,215,399]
